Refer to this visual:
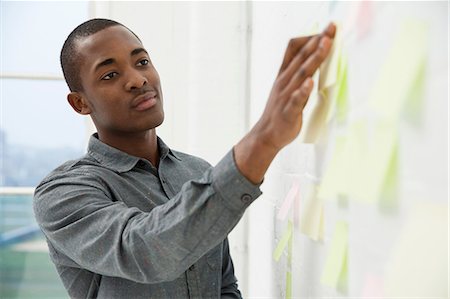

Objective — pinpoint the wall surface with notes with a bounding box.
[245,2,448,298]
[90,2,448,298]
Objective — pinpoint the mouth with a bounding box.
[132,91,158,111]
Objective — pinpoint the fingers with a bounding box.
[282,77,314,121]
[278,35,320,86]
[322,22,337,39]
[281,35,333,97]
[278,22,336,76]
[278,35,312,75]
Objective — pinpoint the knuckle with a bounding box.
[297,67,306,79]
[288,38,296,49]
[298,49,307,61]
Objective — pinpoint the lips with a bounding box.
[132,91,158,111]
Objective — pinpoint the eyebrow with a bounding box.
[94,48,149,72]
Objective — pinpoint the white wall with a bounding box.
[247,1,448,298]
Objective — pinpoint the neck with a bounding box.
[97,129,160,167]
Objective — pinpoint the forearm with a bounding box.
[233,124,280,185]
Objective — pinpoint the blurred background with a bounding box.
[0,1,448,298]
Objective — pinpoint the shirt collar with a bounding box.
[87,133,181,173]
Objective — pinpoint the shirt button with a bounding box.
[241,194,252,203]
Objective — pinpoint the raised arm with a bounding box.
[234,23,336,184]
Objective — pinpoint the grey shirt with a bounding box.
[33,134,261,298]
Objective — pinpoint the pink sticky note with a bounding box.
[361,273,384,297]
[277,181,300,221]
[356,0,373,39]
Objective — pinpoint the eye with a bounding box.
[137,59,149,66]
[102,71,118,80]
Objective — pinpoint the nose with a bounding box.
[125,69,148,91]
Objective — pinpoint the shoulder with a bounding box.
[171,150,212,170]
[35,154,108,190]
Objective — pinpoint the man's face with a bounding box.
[74,25,164,136]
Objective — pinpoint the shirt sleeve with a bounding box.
[33,150,261,284]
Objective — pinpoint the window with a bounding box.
[1,2,89,298]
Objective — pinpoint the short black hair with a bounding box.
[60,18,141,92]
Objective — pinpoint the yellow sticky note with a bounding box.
[300,185,325,241]
[300,88,332,143]
[350,120,399,203]
[384,201,448,297]
[321,221,348,290]
[369,19,428,119]
[273,220,293,262]
[319,23,342,90]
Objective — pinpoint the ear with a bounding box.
[67,92,91,115]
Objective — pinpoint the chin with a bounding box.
[150,112,165,129]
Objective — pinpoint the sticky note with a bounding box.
[404,60,426,123]
[300,70,331,144]
[321,51,349,124]
[286,271,292,299]
[361,273,384,297]
[356,0,374,39]
[319,23,342,90]
[349,120,399,203]
[302,24,350,143]
[273,220,293,262]
[321,221,348,290]
[277,181,300,221]
[300,185,324,241]
[333,54,349,123]
[317,135,349,200]
[384,201,448,297]
[300,90,332,143]
[369,19,428,119]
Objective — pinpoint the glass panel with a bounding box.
[1,1,89,75]
[0,193,69,298]
[1,79,86,187]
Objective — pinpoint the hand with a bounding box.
[234,23,336,184]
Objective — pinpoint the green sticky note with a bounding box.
[286,271,292,299]
[404,60,426,124]
[379,142,399,211]
[369,19,428,119]
[335,54,349,123]
[273,220,293,262]
[325,52,349,124]
[321,221,348,289]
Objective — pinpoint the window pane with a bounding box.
[0,193,69,298]
[1,79,86,186]
[1,1,89,75]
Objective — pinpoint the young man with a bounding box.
[34,18,335,298]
